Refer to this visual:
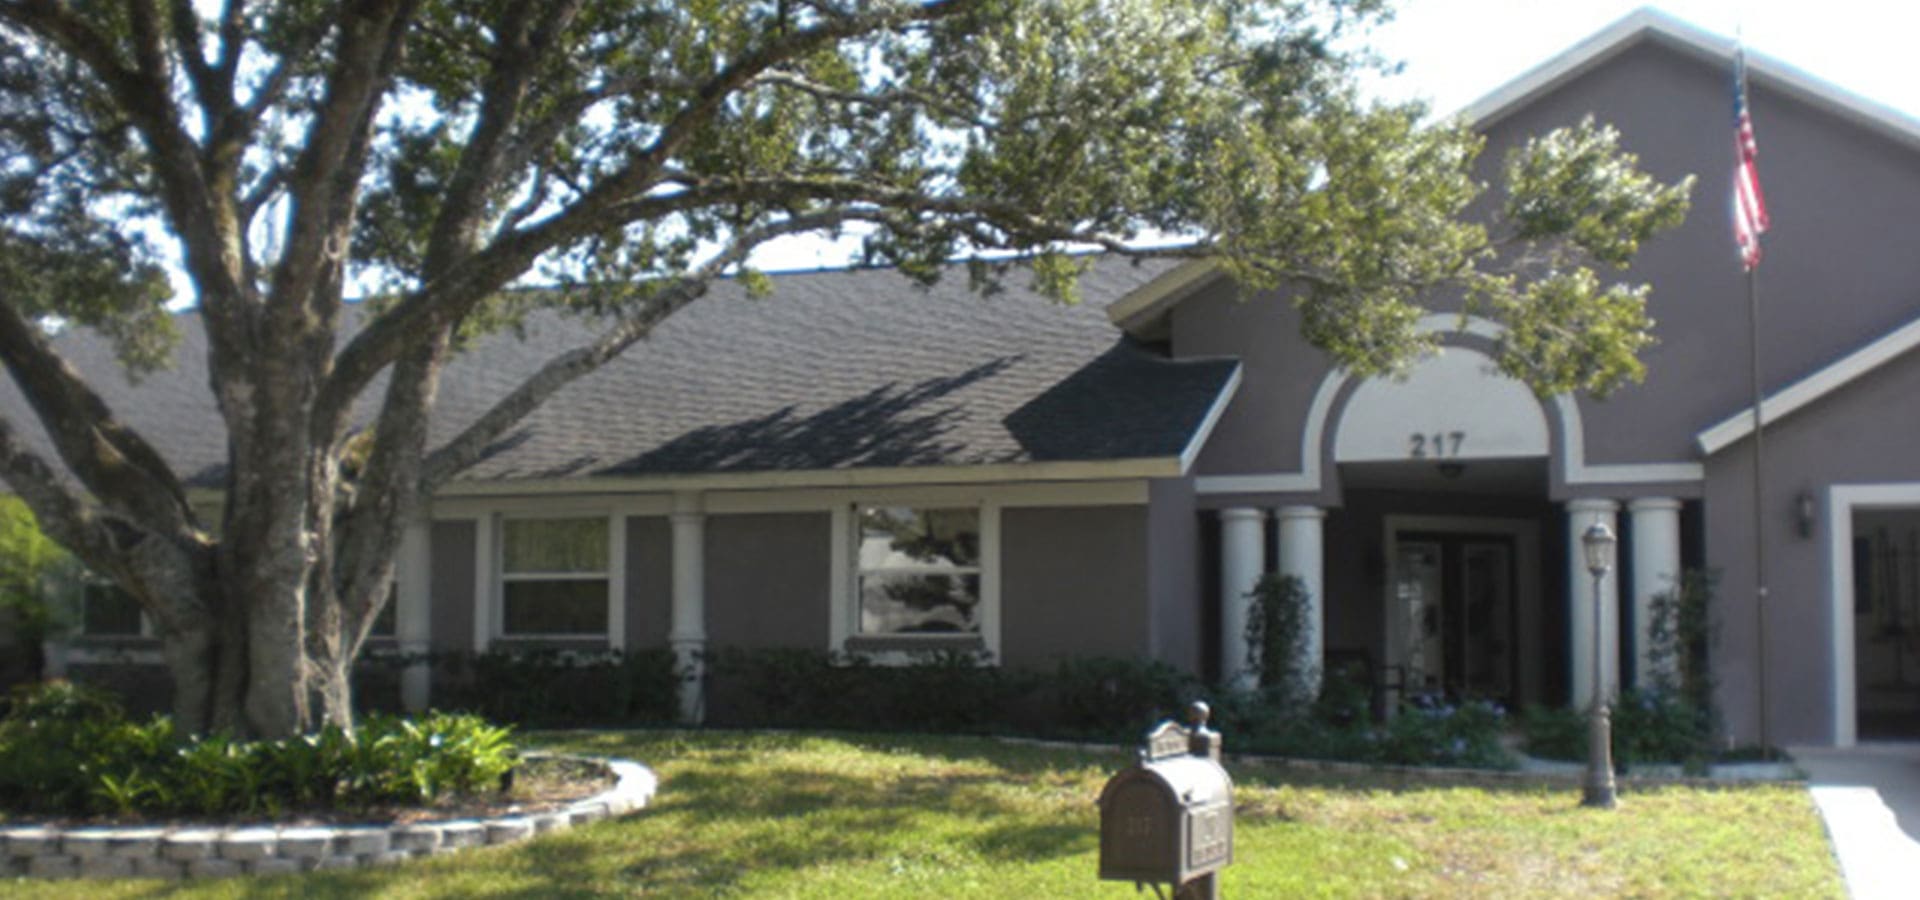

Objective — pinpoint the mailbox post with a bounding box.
[1098,702,1234,899]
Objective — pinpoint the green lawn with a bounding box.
[5,731,1842,898]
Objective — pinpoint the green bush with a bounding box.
[1518,704,1587,761]
[1245,573,1316,708]
[1048,656,1195,738]
[430,647,681,726]
[704,647,1043,734]
[0,681,518,818]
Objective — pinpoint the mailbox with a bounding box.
[1098,702,1233,897]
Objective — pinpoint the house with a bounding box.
[14,9,1920,748]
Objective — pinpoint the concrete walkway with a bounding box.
[1793,743,1920,898]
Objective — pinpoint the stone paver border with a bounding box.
[0,754,655,882]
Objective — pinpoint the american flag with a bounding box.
[1733,47,1769,270]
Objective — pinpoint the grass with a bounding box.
[3,730,1842,898]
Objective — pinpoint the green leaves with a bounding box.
[1477,268,1657,398]
[0,684,519,818]
[1504,117,1694,267]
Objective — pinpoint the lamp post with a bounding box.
[1581,521,1618,809]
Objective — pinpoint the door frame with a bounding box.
[1828,483,1920,747]
[1383,515,1543,707]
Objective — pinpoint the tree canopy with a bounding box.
[0,0,1689,737]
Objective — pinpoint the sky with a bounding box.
[1366,1,1920,120]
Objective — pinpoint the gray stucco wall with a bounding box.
[625,516,672,650]
[1170,39,1920,498]
[429,520,476,653]
[1480,42,1920,471]
[1707,348,1920,746]
[1146,479,1202,674]
[704,512,831,650]
[1000,505,1151,669]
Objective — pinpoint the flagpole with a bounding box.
[1748,264,1770,755]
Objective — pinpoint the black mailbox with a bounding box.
[1098,702,1233,897]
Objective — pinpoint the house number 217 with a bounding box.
[1408,431,1466,459]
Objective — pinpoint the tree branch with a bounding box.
[419,209,863,488]
[0,302,197,543]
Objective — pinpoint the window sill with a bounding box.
[843,635,986,656]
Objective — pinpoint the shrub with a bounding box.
[1373,697,1512,769]
[704,647,1043,734]
[1049,657,1196,739]
[1245,573,1316,709]
[430,647,681,726]
[1519,704,1588,761]
[0,681,519,818]
[1612,688,1713,770]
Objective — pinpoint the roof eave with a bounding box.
[1461,7,1920,155]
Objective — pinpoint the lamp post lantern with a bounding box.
[1581,520,1618,809]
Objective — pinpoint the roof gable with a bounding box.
[1105,7,1920,337]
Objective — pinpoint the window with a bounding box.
[80,581,144,638]
[856,506,981,636]
[499,517,610,637]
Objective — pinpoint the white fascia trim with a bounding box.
[1106,258,1222,330]
[1825,483,1920,747]
[1698,313,1920,456]
[434,457,1183,498]
[1178,363,1243,474]
[1461,9,1920,154]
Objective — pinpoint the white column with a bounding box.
[1220,507,1265,691]
[1276,506,1326,701]
[1629,498,1683,690]
[396,517,433,713]
[669,492,707,724]
[1566,499,1621,707]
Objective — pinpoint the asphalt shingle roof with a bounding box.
[4,256,1240,488]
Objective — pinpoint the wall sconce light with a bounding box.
[1795,490,1817,539]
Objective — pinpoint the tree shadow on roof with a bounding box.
[601,357,1022,476]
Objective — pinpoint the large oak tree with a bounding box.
[0,0,1688,737]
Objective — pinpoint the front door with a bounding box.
[1394,533,1517,702]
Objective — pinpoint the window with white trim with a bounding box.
[855,506,982,636]
[498,516,610,637]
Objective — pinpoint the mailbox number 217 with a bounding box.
[1408,431,1465,459]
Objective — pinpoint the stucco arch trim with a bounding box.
[1193,315,1704,495]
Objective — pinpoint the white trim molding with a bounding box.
[1178,362,1244,474]
[830,497,1005,664]
[1698,312,1920,455]
[1462,9,1920,155]
[1106,258,1222,331]
[1824,483,1920,748]
[434,457,1184,498]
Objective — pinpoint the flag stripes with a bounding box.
[1733,47,1769,270]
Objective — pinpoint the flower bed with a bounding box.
[0,754,655,881]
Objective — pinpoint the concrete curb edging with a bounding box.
[991,735,1803,788]
[0,754,656,882]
